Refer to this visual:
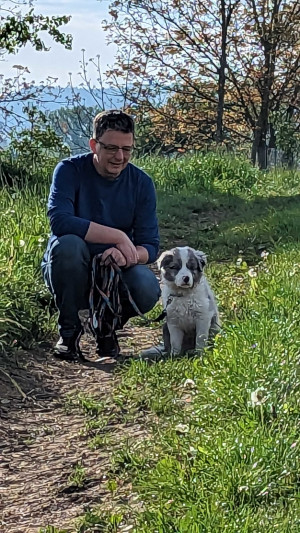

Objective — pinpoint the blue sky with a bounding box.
[1,0,117,87]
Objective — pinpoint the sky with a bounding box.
[1,0,117,87]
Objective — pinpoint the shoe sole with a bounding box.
[53,348,86,362]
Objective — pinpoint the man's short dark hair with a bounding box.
[93,110,135,140]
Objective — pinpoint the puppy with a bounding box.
[158,246,220,355]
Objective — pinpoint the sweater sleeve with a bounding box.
[133,174,160,264]
[47,160,90,238]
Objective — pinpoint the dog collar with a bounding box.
[167,293,183,305]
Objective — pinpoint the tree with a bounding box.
[102,0,240,147]
[227,0,300,168]
[1,105,70,186]
[0,0,72,141]
[49,105,97,154]
[101,0,300,167]
[271,92,300,167]
[0,1,72,56]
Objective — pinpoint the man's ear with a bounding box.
[89,138,97,153]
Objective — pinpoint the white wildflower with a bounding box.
[248,268,257,278]
[260,250,269,259]
[38,237,45,243]
[175,423,189,434]
[236,257,243,266]
[251,387,267,407]
[189,446,197,457]
[183,378,196,389]
[238,485,249,492]
[19,239,25,247]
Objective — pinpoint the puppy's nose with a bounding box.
[183,276,190,284]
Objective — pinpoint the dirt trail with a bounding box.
[0,325,161,533]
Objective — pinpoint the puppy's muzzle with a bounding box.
[177,275,193,288]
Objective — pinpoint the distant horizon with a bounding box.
[4,85,124,117]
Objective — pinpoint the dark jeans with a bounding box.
[42,234,161,338]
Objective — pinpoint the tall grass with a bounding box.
[0,154,299,352]
[70,160,299,532]
[139,153,261,194]
[0,183,53,350]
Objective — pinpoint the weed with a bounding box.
[67,462,86,489]
[76,508,123,532]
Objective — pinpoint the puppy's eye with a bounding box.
[169,264,178,270]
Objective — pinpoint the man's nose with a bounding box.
[114,148,124,159]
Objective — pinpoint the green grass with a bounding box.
[67,462,86,489]
[106,247,299,531]
[0,182,55,350]
[1,155,299,351]
[1,154,300,531]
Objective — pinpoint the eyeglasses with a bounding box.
[96,141,134,154]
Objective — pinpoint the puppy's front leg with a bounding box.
[167,324,184,355]
[195,319,210,351]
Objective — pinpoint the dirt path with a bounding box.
[0,324,161,533]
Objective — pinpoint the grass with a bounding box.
[1,154,300,531]
[0,182,54,350]
[106,248,299,531]
[67,462,87,489]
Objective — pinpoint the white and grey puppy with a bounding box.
[158,246,220,355]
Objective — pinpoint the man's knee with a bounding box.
[51,235,90,266]
[124,265,161,313]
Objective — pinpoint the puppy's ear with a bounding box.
[194,250,207,270]
[157,250,173,270]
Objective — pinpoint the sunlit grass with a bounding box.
[94,248,300,532]
[0,183,53,349]
[1,153,300,531]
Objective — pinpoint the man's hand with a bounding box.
[85,223,139,267]
[116,236,139,267]
[100,248,127,267]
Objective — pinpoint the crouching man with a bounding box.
[42,110,160,360]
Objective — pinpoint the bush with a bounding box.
[0,106,70,189]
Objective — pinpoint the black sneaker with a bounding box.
[54,329,84,361]
[96,332,120,359]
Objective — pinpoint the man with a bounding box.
[42,109,160,360]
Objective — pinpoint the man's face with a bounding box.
[89,129,134,179]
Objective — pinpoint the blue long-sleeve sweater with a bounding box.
[43,153,160,264]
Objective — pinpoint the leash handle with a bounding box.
[92,254,165,326]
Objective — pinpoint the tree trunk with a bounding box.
[249,0,279,169]
[282,99,298,168]
[257,140,267,169]
[215,0,238,143]
[251,129,259,166]
[269,123,276,149]
[216,59,226,144]
[251,120,268,169]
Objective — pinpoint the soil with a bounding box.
[0,322,161,533]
